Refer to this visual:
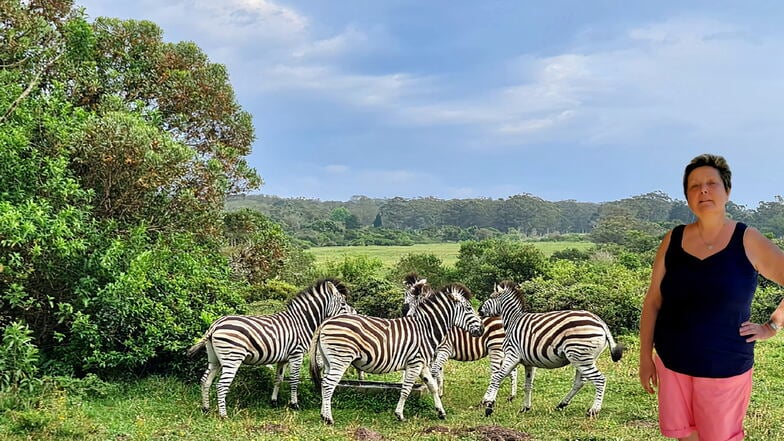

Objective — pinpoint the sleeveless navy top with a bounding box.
[654,222,758,378]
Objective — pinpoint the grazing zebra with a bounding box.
[309,283,484,424]
[187,279,351,418]
[401,273,519,401]
[479,281,624,417]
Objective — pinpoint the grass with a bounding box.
[3,337,784,440]
[307,241,593,268]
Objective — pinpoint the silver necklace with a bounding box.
[697,222,725,250]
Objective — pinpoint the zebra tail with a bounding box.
[186,336,207,358]
[308,325,323,391]
[602,322,625,362]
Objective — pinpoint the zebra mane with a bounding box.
[496,280,526,309]
[403,272,420,286]
[286,278,348,309]
[437,283,473,301]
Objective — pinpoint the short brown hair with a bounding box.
[683,153,732,198]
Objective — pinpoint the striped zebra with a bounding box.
[186,278,351,418]
[401,273,519,401]
[479,281,624,417]
[309,283,484,424]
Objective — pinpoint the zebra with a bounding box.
[311,303,366,381]
[401,273,519,401]
[187,278,351,418]
[309,283,484,424]
[479,280,624,417]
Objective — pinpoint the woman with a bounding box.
[639,153,784,441]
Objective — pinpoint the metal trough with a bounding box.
[335,379,427,399]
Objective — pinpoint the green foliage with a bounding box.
[0,322,41,392]
[388,253,456,290]
[312,256,402,317]
[54,228,245,376]
[349,277,403,318]
[243,279,299,303]
[523,258,649,334]
[456,239,550,300]
[224,209,314,286]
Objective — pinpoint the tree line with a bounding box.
[226,192,784,247]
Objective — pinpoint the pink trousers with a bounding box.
[655,356,752,441]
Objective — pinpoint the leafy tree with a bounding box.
[373,213,382,228]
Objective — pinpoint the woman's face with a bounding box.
[686,165,730,215]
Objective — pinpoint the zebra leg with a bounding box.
[198,363,220,414]
[421,364,447,420]
[287,353,304,410]
[320,357,352,425]
[394,364,425,421]
[270,361,287,407]
[488,345,517,402]
[431,348,450,397]
[556,367,586,412]
[578,363,606,417]
[520,365,536,413]
[215,356,244,418]
[482,355,518,416]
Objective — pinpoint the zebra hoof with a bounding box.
[586,408,600,418]
[484,404,494,417]
[518,406,531,413]
[201,407,209,415]
[395,412,406,422]
[556,402,568,410]
[270,399,278,407]
[438,410,446,420]
[507,395,516,402]
[289,402,300,410]
[321,415,334,425]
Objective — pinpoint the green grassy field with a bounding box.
[3,338,783,440]
[307,241,593,268]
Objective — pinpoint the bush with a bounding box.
[243,279,299,302]
[350,277,403,318]
[388,253,455,290]
[53,227,246,377]
[456,239,550,300]
[0,322,41,392]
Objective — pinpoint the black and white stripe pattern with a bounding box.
[401,273,519,401]
[187,279,350,417]
[479,281,624,417]
[309,283,484,424]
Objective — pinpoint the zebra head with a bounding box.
[320,278,352,317]
[402,272,431,316]
[479,280,518,318]
[439,283,484,337]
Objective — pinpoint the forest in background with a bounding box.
[226,192,784,247]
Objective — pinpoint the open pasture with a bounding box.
[4,338,783,440]
[307,241,592,268]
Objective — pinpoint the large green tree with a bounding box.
[1,1,268,376]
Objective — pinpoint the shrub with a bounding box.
[350,276,403,318]
[53,227,246,377]
[388,253,454,290]
[0,322,41,393]
[456,239,550,300]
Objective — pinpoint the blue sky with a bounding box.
[75,1,784,208]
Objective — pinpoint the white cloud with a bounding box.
[324,164,349,173]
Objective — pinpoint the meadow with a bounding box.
[306,241,593,268]
[3,338,783,440]
[4,240,783,440]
